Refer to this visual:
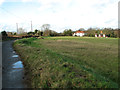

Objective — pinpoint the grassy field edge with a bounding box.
[13,37,118,88]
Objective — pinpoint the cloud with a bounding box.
[36,0,118,30]
[0,0,5,5]
[0,0,119,32]
[21,0,34,2]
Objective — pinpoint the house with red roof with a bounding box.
[73,30,85,37]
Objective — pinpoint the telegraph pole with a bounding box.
[31,21,33,32]
[16,23,18,34]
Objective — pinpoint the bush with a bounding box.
[1,31,8,37]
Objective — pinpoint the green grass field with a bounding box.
[13,36,118,88]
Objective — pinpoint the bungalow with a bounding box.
[73,31,85,37]
[95,31,106,38]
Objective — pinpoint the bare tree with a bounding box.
[41,24,51,36]
[41,24,50,31]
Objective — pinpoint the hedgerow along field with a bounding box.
[13,36,118,88]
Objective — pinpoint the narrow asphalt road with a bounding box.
[2,40,26,88]
[0,41,2,89]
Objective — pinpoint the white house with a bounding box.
[73,31,85,37]
[103,34,106,37]
[95,34,97,37]
[95,31,106,38]
[99,34,101,37]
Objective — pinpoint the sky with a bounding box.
[0,0,119,33]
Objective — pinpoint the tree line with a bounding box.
[1,24,120,38]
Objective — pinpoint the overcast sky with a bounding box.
[0,0,119,32]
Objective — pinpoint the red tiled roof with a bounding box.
[75,31,85,33]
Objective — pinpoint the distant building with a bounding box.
[99,34,101,37]
[73,31,85,37]
[95,31,106,38]
[95,34,97,37]
[17,28,25,34]
[103,34,106,37]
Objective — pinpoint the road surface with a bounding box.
[2,40,26,88]
[0,41,2,89]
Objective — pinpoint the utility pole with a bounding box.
[16,23,18,34]
[31,21,33,32]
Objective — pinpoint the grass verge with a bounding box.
[13,37,118,88]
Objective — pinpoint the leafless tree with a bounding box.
[41,24,50,31]
[41,24,51,36]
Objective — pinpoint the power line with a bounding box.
[0,7,24,21]
[0,7,31,22]
[0,7,34,32]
